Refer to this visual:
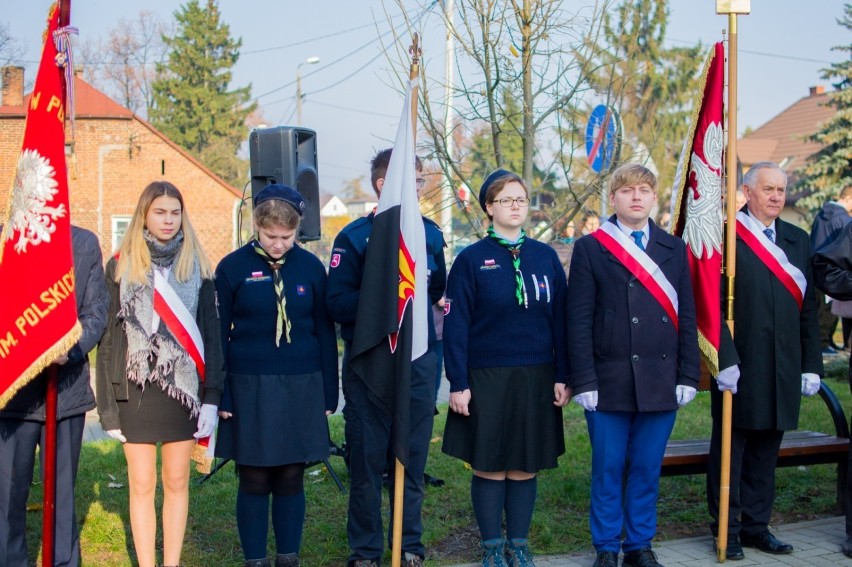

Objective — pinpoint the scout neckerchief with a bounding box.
[487,225,528,308]
[735,211,806,310]
[592,221,680,331]
[252,240,292,346]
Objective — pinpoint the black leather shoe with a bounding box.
[717,534,744,561]
[842,536,852,558]
[740,530,793,554]
[592,550,619,567]
[622,548,662,567]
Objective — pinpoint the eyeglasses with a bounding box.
[494,197,530,208]
[416,178,426,189]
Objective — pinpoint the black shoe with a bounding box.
[740,530,793,554]
[622,548,662,567]
[842,536,852,558]
[822,346,840,356]
[592,551,619,567]
[716,534,744,561]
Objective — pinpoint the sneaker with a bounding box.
[244,560,271,567]
[622,548,663,567]
[403,552,423,567]
[481,538,507,567]
[275,553,300,567]
[505,538,535,567]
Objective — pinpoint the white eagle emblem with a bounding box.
[682,121,723,259]
[3,149,66,253]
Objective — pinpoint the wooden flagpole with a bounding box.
[716,0,749,562]
[391,32,422,567]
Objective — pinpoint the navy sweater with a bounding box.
[443,237,568,391]
[214,243,339,412]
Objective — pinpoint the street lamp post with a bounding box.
[296,56,320,126]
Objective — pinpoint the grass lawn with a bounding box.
[24,356,851,566]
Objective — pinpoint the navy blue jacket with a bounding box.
[810,201,851,252]
[326,212,446,345]
[443,236,568,392]
[566,218,700,412]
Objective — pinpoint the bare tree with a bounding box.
[0,21,25,67]
[78,11,170,118]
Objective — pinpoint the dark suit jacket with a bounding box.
[566,217,700,412]
[715,212,823,431]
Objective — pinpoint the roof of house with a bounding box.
[1,76,240,198]
[738,90,836,172]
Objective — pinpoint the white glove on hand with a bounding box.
[194,404,218,439]
[801,373,821,397]
[106,429,127,443]
[572,390,598,412]
[676,385,697,407]
[715,365,740,394]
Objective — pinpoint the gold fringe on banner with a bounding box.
[0,322,81,410]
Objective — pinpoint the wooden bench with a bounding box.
[661,381,850,510]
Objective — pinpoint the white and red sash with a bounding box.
[593,222,680,331]
[152,269,206,381]
[735,211,806,311]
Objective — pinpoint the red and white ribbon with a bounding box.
[735,211,806,310]
[593,222,679,330]
[152,269,206,380]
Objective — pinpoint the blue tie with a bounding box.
[763,228,774,243]
[631,230,645,251]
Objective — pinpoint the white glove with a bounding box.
[106,429,127,443]
[572,390,598,412]
[801,373,821,397]
[194,404,218,438]
[715,365,740,394]
[676,385,697,407]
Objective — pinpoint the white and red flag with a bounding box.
[0,3,81,409]
[349,77,427,467]
[669,42,725,375]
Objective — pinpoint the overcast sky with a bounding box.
[5,0,848,194]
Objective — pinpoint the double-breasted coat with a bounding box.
[566,218,700,412]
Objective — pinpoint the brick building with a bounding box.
[0,66,242,264]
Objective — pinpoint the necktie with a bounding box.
[763,228,774,243]
[252,241,291,346]
[631,230,645,251]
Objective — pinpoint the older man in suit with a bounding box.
[707,161,823,560]
[567,163,700,567]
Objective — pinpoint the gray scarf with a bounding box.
[119,230,203,415]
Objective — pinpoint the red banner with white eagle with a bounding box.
[0,3,81,409]
[669,42,725,376]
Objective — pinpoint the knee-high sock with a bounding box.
[505,477,537,540]
[237,491,270,560]
[272,491,305,555]
[471,475,506,541]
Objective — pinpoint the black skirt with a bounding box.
[215,371,329,467]
[119,380,197,443]
[442,364,565,473]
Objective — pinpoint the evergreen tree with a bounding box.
[797,3,852,212]
[150,0,256,186]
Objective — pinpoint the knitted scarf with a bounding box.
[119,230,203,415]
[487,225,528,308]
[252,239,292,346]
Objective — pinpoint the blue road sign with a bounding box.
[585,105,622,174]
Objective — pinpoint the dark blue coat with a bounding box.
[566,218,700,412]
[810,201,851,252]
[326,212,446,344]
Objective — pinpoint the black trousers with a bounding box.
[707,417,784,537]
[0,415,85,567]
